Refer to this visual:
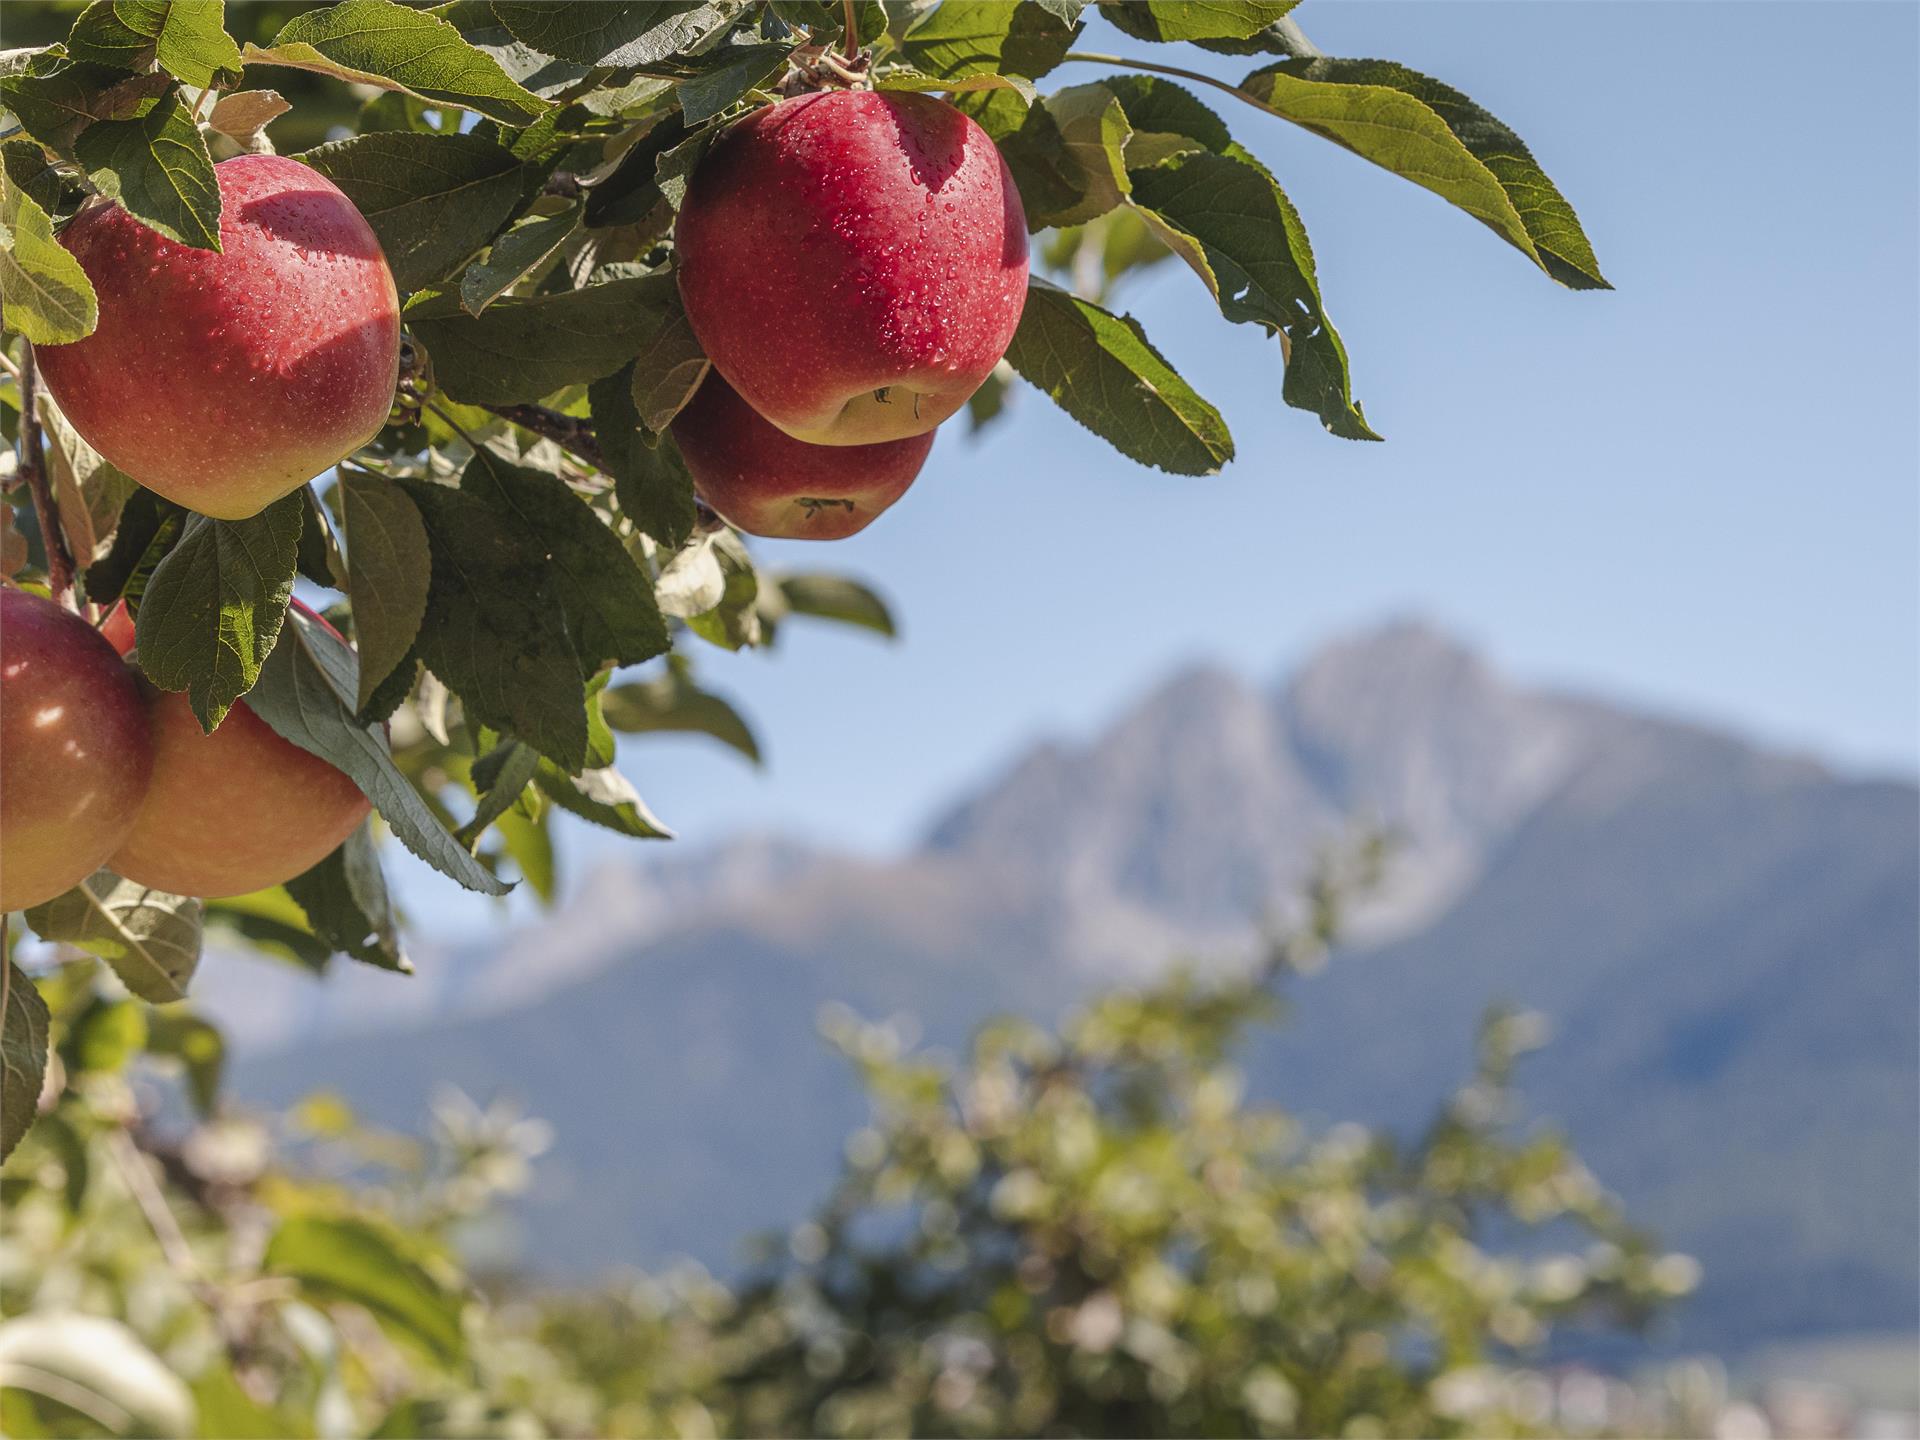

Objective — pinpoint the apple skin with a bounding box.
[0,589,155,911]
[35,154,401,521]
[676,90,1027,447]
[673,370,933,540]
[103,601,370,899]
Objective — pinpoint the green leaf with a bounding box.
[591,365,697,549]
[683,530,760,651]
[394,477,588,771]
[0,60,170,156]
[37,392,136,566]
[247,606,511,895]
[145,1010,225,1116]
[70,996,147,1073]
[407,273,678,405]
[491,2,734,67]
[1239,57,1609,289]
[67,0,245,88]
[776,573,897,637]
[1040,82,1132,226]
[243,0,546,125]
[460,447,669,673]
[534,758,672,839]
[873,66,1035,104]
[627,284,708,433]
[601,667,759,764]
[0,168,98,345]
[83,489,185,611]
[676,43,792,126]
[285,823,408,971]
[1003,277,1232,475]
[205,889,332,972]
[460,736,540,845]
[23,872,204,1003]
[457,199,580,315]
[901,0,1077,82]
[301,131,525,295]
[1,962,50,1163]
[135,493,302,731]
[74,88,222,250]
[1102,0,1298,42]
[340,471,431,713]
[954,89,1085,231]
[265,1216,465,1364]
[1,138,67,215]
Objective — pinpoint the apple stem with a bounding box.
[16,346,78,612]
[841,0,859,64]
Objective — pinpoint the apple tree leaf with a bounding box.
[457,200,580,315]
[901,0,1078,82]
[246,607,511,895]
[135,492,303,731]
[285,822,408,972]
[265,1216,465,1364]
[73,88,222,250]
[592,363,698,549]
[490,2,733,68]
[66,0,246,89]
[1100,0,1298,43]
[0,167,98,344]
[23,871,204,1003]
[1,963,50,1162]
[301,131,525,294]
[1239,56,1609,289]
[1003,277,1232,475]
[774,573,897,637]
[600,668,761,765]
[243,0,545,125]
[340,470,431,712]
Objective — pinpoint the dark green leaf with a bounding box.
[0,166,98,344]
[205,891,333,972]
[135,493,302,731]
[627,284,708,433]
[265,1216,465,1364]
[247,606,511,895]
[776,572,896,637]
[1,137,67,214]
[340,471,431,712]
[676,43,792,125]
[393,477,589,771]
[534,757,672,839]
[67,0,245,88]
[83,489,185,611]
[601,669,760,764]
[458,200,580,315]
[1101,0,1297,42]
[244,0,546,125]
[1039,81,1131,226]
[460,447,669,673]
[301,131,525,294]
[460,737,539,845]
[1,962,50,1162]
[1239,56,1609,289]
[145,1010,225,1117]
[1003,277,1232,475]
[901,0,1077,82]
[23,872,204,1002]
[73,89,222,250]
[592,364,697,549]
[406,273,678,405]
[285,823,408,971]
[491,2,733,68]
[0,60,170,156]
[955,89,1084,231]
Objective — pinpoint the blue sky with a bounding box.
[395,2,1920,935]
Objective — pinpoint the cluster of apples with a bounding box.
[669,89,1029,538]
[2,153,399,911]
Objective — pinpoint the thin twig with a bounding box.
[17,347,77,610]
[842,0,860,65]
[107,1127,203,1282]
[1060,50,1297,123]
[480,402,606,472]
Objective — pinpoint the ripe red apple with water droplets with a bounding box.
[672,370,932,540]
[101,601,370,899]
[0,589,154,910]
[676,90,1028,447]
[36,154,401,521]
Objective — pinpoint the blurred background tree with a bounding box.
[0,853,1694,1439]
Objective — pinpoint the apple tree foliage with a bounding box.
[0,0,1607,1162]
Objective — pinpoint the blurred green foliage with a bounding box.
[0,855,1693,1438]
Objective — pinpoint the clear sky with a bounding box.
[393,2,1920,937]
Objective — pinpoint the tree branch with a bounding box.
[480,402,605,472]
[17,347,78,610]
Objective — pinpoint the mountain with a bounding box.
[224,621,1919,1359]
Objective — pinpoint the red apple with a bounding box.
[35,155,401,521]
[676,90,1028,447]
[673,370,933,540]
[104,601,370,899]
[0,589,154,911]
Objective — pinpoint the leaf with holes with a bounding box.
[135,493,302,731]
[1004,278,1231,475]
[23,872,205,1003]
[302,131,525,294]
